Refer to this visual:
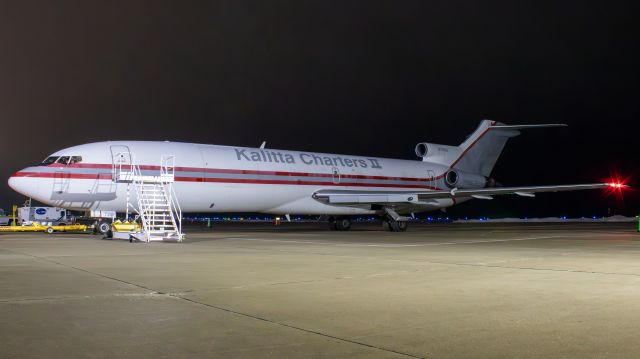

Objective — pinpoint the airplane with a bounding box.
[8,120,615,234]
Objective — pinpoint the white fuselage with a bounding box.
[9,141,460,215]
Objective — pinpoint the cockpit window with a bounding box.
[57,156,70,164]
[69,156,82,164]
[41,155,82,165]
[41,156,59,165]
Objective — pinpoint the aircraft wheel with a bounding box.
[389,220,408,232]
[335,217,351,231]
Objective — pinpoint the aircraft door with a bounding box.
[332,167,340,184]
[110,145,132,166]
[53,170,70,194]
[427,170,436,189]
[110,145,132,181]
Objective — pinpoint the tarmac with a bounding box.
[1,221,640,358]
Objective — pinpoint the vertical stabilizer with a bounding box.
[452,120,515,176]
[416,120,566,176]
[451,120,566,176]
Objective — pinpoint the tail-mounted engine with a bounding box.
[414,142,462,165]
[444,169,492,189]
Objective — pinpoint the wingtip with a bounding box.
[605,182,630,189]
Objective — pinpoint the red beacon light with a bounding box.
[603,176,630,199]
[605,172,630,191]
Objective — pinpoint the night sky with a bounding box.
[0,1,638,217]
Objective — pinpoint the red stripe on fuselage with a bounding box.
[30,163,443,182]
[11,172,113,179]
[11,172,441,190]
[193,177,439,189]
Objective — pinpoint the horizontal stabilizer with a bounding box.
[490,124,567,130]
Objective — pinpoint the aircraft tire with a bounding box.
[389,220,408,232]
[335,217,351,231]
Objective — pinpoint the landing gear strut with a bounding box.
[328,216,351,231]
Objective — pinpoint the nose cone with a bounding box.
[8,168,40,198]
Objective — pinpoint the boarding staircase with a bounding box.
[112,153,183,242]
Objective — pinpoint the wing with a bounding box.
[313,183,611,205]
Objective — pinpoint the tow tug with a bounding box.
[0,222,87,234]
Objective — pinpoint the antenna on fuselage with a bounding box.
[259,141,266,149]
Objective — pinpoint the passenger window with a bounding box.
[57,156,70,165]
[69,156,82,164]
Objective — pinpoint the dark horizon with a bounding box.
[1,1,638,217]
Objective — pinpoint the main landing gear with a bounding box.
[382,207,409,232]
[328,216,352,231]
[327,215,408,232]
[383,219,408,232]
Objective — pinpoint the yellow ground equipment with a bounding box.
[0,222,87,234]
[11,205,17,226]
[111,220,142,240]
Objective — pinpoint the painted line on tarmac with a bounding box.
[228,235,567,247]
[344,235,566,247]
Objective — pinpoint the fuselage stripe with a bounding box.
[32,163,443,182]
[12,171,441,190]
